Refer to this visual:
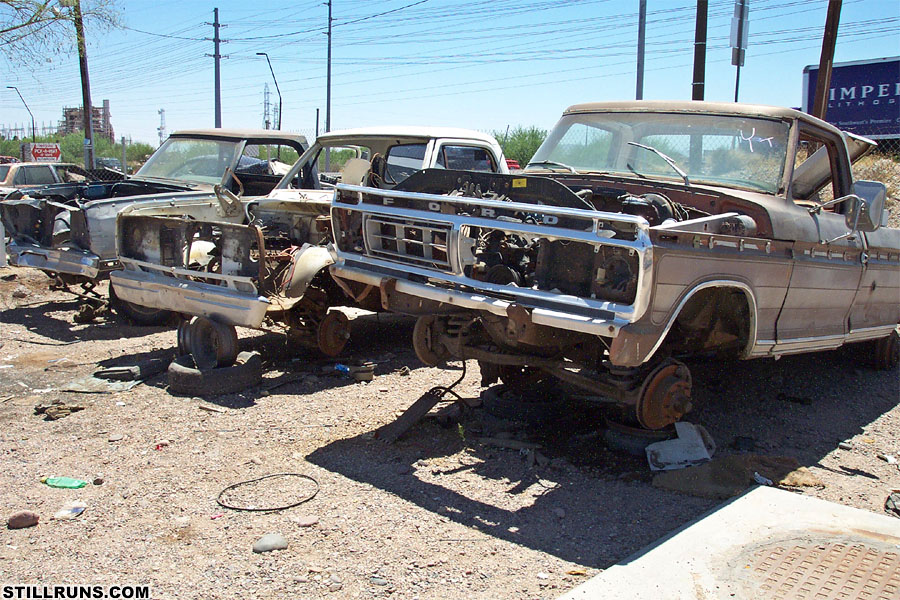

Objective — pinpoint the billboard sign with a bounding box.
[22,143,62,162]
[802,57,900,139]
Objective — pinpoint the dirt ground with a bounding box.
[1,266,898,600]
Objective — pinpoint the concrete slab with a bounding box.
[559,486,900,600]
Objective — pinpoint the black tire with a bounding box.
[603,421,674,457]
[167,351,262,396]
[873,330,900,371]
[51,211,71,246]
[480,384,561,425]
[187,316,239,369]
[109,283,172,326]
[176,319,192,356]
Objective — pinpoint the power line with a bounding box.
[334,0,431,27]
[120,25,204,40]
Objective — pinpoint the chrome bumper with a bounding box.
[331,262,627,337]
[110,260,270,329]
[6,240,101,278]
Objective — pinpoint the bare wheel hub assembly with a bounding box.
[412,315,451,366]
[316,311,351,357]
[635,359,693,430]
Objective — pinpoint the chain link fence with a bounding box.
[854,138,900,228]
[854,140,899,196]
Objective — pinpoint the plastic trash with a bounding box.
[41,476,88,489]
[334,364,350,375]
[53,500,87,520]
[753,471,774,486]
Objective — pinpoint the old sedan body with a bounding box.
[1,130,307,322]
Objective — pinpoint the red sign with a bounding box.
[25,143,61,162]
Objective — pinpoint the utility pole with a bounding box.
[121,135,127,174]
[213,7,222,128]
[316,108,319,138]
[326,0,332,133]
[325,0,332,171]
[158,109,167,145]
[73,0,95,169]
[636,0,646,100]
[6,86,35,143]
[691,0,708,101]
[263,83,270,129]
[731,0,749,102]
[256,52,282,130]
[812,0,841,120]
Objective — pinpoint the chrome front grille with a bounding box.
[363,215,452,271]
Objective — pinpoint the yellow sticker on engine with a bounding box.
[512,178,527,188]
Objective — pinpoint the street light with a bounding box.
[256,52,282,130]
[7,86,36,143]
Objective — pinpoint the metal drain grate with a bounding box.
[746,541,900,599]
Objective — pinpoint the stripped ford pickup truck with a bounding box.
[110,127,508,360]
[330,101,899,430]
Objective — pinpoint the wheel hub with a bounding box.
[636,360,693,430]
[316,311,350,357]
[412,315,450,366]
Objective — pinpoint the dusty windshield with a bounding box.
[528,112,790,194]
[136,138,241,185]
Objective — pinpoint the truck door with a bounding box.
[852,225,900,334]
[776,127,864,350]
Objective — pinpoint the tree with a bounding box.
[0,131,154,169]
[493,126,548,167]
[1,0,119,65]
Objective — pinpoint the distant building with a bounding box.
[58,99,115,141]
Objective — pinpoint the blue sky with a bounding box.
[2,0,898,145]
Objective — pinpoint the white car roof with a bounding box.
[317,126,499,145]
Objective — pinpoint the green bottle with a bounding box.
[41,476,88,489]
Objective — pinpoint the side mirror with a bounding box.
[846,180,886,233]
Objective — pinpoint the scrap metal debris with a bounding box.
[94,359,168,382]
[886,491,900,518]
[376,389,445,443]
[877,453,897,465]
[34,400,87,420]
[645,422,716,471]
[60,375,142,394]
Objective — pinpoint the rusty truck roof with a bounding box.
[564,100,844,133]
[563,100,876,163]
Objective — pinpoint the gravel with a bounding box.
[1,267,898,599]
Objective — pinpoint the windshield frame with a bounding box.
[135,136,245,186]
[275,141,375,191]
[527,111,791,195]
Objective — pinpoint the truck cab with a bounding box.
[329,102,899,430]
